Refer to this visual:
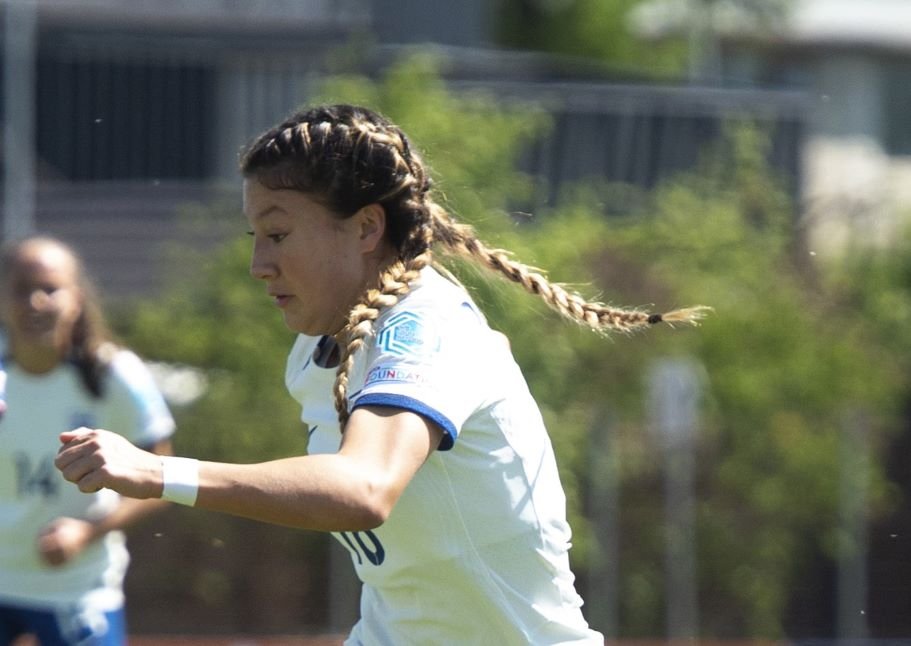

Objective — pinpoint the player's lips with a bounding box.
[268,291,293,308]
[17,314,56,333]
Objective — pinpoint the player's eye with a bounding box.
[245,231,287,243]
[13,284,58,300]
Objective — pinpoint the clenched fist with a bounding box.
[55,428,165,500]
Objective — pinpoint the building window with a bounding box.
[35,53,215,180]
[883,60,911,157]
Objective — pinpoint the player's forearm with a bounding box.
[57,428,413,532]
[193,454,392,532]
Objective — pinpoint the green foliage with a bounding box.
[495,0,689,78]
[493,0,794,80]
[547,127,900,636]
[116,57,904,638]
[828,222,911,373]
[315,53,548,224]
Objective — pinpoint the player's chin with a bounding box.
[282,311,317,336]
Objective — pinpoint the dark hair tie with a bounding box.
[647,313,663,325]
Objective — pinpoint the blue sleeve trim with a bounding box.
[352,393,457,451]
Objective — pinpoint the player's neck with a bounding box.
[10,341,65,374]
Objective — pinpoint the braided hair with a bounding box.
[240,104,709,427]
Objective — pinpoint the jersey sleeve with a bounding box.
[350,302,487,451]
[102,349,176,448]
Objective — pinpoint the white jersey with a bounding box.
[0,348,175,610]
[286,267,603,645]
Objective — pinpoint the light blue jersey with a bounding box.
[286,267,603,645]
[0,348,175,611]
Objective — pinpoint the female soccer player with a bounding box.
[56,105,707,644]
[0,236,176,645]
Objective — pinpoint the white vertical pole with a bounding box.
[837,410,870,642]
[648,358,701,641]
[3,0,38,241]
[588,411,619,638]
[687,0,720,86]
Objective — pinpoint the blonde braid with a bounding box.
[427,203,711,333]
[333,253,433,426]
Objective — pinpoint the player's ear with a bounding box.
[355,203,386,254]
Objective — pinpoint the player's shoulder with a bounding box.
[384,266,484,326]
[106,345,146,376]
[104,345,163,395]
[368,267,490,365]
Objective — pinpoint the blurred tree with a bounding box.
[532,125,900,637]
[830,223,911,377]
[495,0,689,78]
[494,0,791,81]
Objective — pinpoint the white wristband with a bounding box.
[160,456,199,506]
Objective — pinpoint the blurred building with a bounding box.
[0,0,807,299]
[631,0,911,254]
[2,0,374,296]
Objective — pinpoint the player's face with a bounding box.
[1,243,83,361]
[244,178,383,336]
